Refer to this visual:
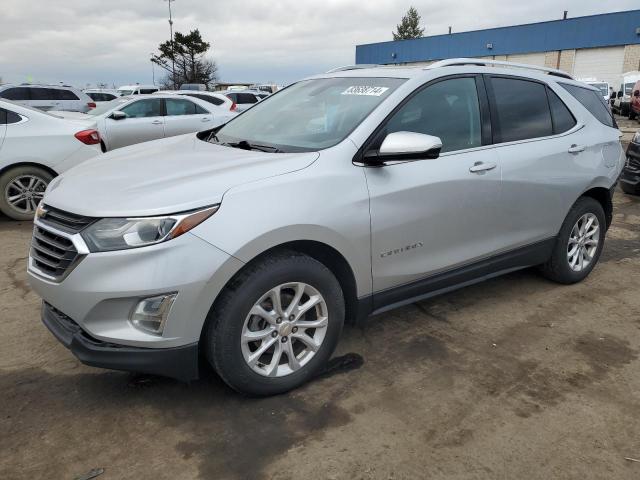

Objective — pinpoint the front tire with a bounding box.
[0,166,53,221]
[205,250,345,396]
[539,197,606,284]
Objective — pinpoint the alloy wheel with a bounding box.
[241,282,329,377]
[5,175,48,214]
[567,213,600,272]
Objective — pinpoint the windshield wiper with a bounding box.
[228,140,284,153]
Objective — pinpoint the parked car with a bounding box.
[180,84,207,91]
[83,89,120,104]
[172,91,238,115]
[116,84,159,96]
[0,84,96,112]
[221,90,266,112]
[0,100,101,220]
[53,94,231,151]
[28,59,623,396]
[629,80,640,121]
[621,131,640,195]
[582,80,610,103]
[612,71,640,117]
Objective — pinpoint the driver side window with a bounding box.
[121,99,162,118]
[377,77,482,153]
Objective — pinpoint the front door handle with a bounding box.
[469,161,497,173]
[151,120,163,125]
[201,117,211,122]
[568,144,585,154]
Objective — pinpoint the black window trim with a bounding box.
[353,74,492,166]
[483,74,582,147]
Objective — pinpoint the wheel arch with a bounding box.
[0,162,58,178]
[581,186,613,229]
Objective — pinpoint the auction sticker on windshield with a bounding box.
[342,86,389,96]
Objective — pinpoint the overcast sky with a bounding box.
[0,1,638,88]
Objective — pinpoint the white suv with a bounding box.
[27,59,624,396]
[0,84,96,112]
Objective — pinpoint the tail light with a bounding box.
[87,102,97,110]
[75,129,101,145]
[230,102,237,111]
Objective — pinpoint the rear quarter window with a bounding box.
[56,89,80,101]
[547,88,576,134]
[560,83,615,128]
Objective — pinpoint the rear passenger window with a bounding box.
[165,98,198,116]
[560,83,615,128]
[489,77,553,143]
[30,88,57,100]
[547,88,576,134]
[1,87,30,100]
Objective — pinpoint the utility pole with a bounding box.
[150,53,155,85]
[165,0,176,89]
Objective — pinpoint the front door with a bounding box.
[364,76,503,294]
[105,98,165,150]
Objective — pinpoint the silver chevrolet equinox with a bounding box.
[28,59,624,396]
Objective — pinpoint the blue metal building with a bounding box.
[355,10,640,86]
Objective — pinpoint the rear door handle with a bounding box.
[469,161,497,173]
[568,144,585,153]
[151,120,163,125]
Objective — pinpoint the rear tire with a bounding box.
[0,166,53,221]
[621,182,640,196]
[539,197,606,284]
[205,250,345,396]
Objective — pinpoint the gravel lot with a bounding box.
[1,117,640,480]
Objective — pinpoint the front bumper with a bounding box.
[41,302,199,381]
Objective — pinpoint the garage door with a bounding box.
[505,52,547,67]
[573,46,625,86]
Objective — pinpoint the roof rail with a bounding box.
[425,58,573,80]
[326,64,381,73]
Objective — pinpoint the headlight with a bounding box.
[632,131,640,145]
[81,205,219,252]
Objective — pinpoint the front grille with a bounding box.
[30,226,80,279]
[39,205,95,233]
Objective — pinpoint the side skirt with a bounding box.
[354,238,555,320]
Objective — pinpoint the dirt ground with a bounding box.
[1,117,640,480]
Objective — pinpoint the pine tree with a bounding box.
[392,7,425,40]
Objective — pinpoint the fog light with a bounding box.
[130,293,177,335]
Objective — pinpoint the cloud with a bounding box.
[0,1,637,87]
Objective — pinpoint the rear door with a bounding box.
[104,98,164,149]
[28,87,60,111]
[163,97,213,137]
[486,75,587,248]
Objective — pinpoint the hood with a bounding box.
[43,134,319,217]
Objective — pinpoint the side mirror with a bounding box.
[377,131,442,161]
[110,111,127,120]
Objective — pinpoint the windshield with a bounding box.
[211,77,406,152]
[589,83,608,97]
[87,97,131,116]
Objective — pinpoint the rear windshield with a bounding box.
[211,77,406,152]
